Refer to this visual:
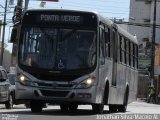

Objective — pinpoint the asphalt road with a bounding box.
[0,101,160,120]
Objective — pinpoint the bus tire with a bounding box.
[60,104,69,112]
[118,88,129,112]
[92,103,104,114]
[109,105,118,112]
[103,81,109,105]
[68,104,78,113]
[30,101,43,113]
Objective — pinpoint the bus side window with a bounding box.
[129,41,131,66]
[133,44,135,68]
[119,35,122,62]
[130,42,133,67]
[135,45,138,69]
[105,27,111,58]
[124,38,127,64]
[99,27,105,65]
[126,39,129,65]
[126,40,130,66]
[110,29,113,59]
[121,37,125,64]
[112,30,115,61]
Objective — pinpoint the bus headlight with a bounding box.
[19,74,33,86]
[76,76,96,89]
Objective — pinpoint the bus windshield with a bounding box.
[19,27,97,71]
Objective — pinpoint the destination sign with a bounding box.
[40,15,81,23]
[22,10,98,28]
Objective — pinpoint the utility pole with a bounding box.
[0,0,8,65]
[11,0,23,66]
[24,0,29,11]
[150,0,157,85]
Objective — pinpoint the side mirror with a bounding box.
[10,27,17,43]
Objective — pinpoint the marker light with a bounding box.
[86,78,93,84]
[20,75,25,81]
[76,76,96,89]
[19,74,33,86]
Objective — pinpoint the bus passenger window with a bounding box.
[121,37,125,64]
[99,27,105,65]
[112,30,117,61]
[125,40,129,65]
[135,45,138,69]
[105,27,111,58]
[133,44,135,67]
[119,35,122,62]
[130,42,133,67]
[129,41,131,66]
[124,39,127,64]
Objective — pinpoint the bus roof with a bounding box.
[24,9,138,44]
[97,13,138,44]
[24,8,99,16]
[117,24,138,44]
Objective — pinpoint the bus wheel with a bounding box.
[118,90,128,112]
[68,104,78,113]
[60,104,69,112]
[118,104,127,112]
[92,104,104,114]
[109,105,118,112]
[30,101,43,113]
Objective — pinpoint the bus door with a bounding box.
[111,24,118,87]
[98,25,106,102]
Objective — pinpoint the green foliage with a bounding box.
[4,49,11,55]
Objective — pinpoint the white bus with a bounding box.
[14,9,138,113]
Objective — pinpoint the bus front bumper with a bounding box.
[15,82,99,104]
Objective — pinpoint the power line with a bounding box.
[69,0,130,4]
[30,2,130,16]
[54,1,129,9]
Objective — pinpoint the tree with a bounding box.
[3,49,11,71]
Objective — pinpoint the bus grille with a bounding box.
[37,82,74,88]
[40,90,69,97]
[31,73,81,81]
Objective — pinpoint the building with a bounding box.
[129,0,160,44]
[128,0,160,97]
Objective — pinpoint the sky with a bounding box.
[0,0,130,52]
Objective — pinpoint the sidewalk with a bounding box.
[137,98,147,102]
